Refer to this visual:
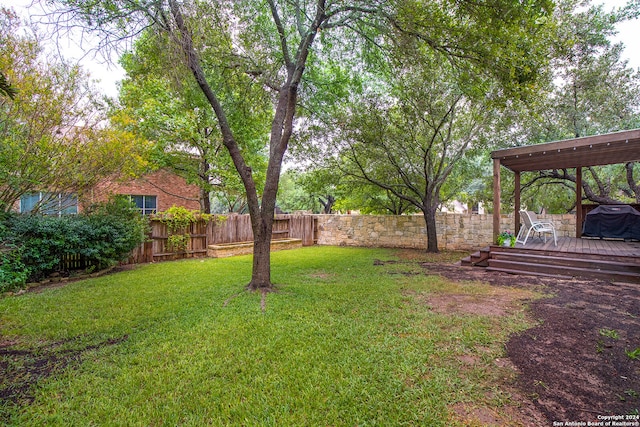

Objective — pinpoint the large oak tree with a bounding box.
[48,0,552,287]
[317,53,497,252]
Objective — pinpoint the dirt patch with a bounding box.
[0,335,127,422]
[429,293,510,316]
[450,402,508,426]
[506,279,640,424]
[308,271,334,280]
[427,287,535,317]
[394,249,470,264]
[393,250,640,426]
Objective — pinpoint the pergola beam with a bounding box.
[492,129,640,173]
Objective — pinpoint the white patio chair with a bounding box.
[516,210,557,246]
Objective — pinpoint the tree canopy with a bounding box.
[48,0,554,282]
[501,0,640,212]
[0,7,149,213]
[113,30,270,213]
[307,50,497,251]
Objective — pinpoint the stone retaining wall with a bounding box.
[315,213,576,251]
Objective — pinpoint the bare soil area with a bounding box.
[404,251,640,427]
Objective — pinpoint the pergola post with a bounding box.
[514,171,521,234]
[492,158,501,244]
[576,167,582,238]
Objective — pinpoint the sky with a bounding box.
[2,0,640,99]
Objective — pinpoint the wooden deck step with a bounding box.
[487,259,640,284]
[490,251,640,274]
[461,247,491,267]
[485,266,575,280]
[489,245,640,265]
[461,238,640,283]
[460,255,473,267]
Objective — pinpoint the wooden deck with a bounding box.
[463,237,640,283]
[514,236,640,258]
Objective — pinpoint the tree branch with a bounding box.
[526,169,623,205]
[267,0,293,68]
[167,0,260,215]
[626,162,640,203]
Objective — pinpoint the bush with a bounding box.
[0,246,28,293]
[0,214,29,292]
[0,197,148,290]
[83,196,150,267]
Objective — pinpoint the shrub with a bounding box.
[83,196,150,267]
[0,197,148,290]
[0,245,27,293]
[1,213,35,291]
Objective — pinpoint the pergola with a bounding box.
[491,128,640,240]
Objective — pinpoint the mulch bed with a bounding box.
[417,261,640,426]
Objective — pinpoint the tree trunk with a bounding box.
[248,213,273,290]
[200,187,211,214]
[422,206,439,253]
[626,162,640,203]
[319,195,335,214]
[170,0,324,291]
[199,154,211,213]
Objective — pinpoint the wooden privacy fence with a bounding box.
[58,253,91,272]
[128,214,317,264]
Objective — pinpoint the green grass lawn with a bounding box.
[0,247,536,426]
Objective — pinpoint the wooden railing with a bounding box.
[128,214,317,264]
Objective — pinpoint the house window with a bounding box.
[20,192,78,216]
[130,195,157,215]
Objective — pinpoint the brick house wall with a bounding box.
[86,168,201,213]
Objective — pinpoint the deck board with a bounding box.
[516,236,640,258]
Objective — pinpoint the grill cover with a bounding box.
[582,205,640,239]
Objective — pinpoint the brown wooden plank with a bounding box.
[302,215,315,246]
[576,167,582,237]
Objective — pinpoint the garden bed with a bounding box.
[407,255,640,425]
[206,238,303,258]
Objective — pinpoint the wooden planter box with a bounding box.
[207,238,303,258]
